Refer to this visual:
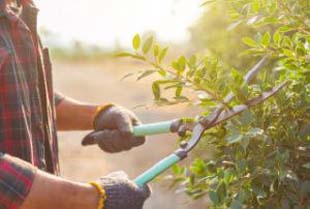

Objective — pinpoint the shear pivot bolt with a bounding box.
[180,141,188,149]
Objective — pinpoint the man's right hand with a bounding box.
[82,104,146,153]
[96,171,151,209]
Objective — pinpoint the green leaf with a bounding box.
[188,55,197,68]
[230,200,243,209]
[279,25,295,33]
[239,110,254,125]
[132,34,141,51]
[115,52,134,57]
[241,136,250,151]
[190,159,207,175]
[251,0,260,12]
[242,37,257,47]
[231,68,243,85]
[248,128,264,137]
[217,181,227,202]
[115,52,146,61]
[261,32,271,46]
[152,82,160,100]
[172,61,180,71]
[239,83,249,98]
[158,69,167,77]
[227,134,243,144]
[137,70,156,80]
[302,163,310,169]
[172,164,181,174]
[143,36,154,54]
[273,30,281,45]
[178,56,186,72]
[175,86,183,97]
[209,190,219,205]
[120,73,134,81]
[281,36,293,48]
[159,47,169,63]
[153,44,159,57]
[282,49,294,57]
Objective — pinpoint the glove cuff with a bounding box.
[93,103,115,129]
[89,181,107,209]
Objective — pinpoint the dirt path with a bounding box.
[53,59,205,209]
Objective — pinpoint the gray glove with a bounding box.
[98,171,151,209]
[82,129,144,153]
[82,105,146,153]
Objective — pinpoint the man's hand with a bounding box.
[97,171,151,209]
[82,105,146,153]
[82,129,145,153]
[21,167,150,209]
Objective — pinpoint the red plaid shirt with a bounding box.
[0,0,61,208]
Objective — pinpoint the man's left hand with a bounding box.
[81,105,146,153]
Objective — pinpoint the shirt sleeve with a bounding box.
[54,92,65,106]
[0,153,36,209]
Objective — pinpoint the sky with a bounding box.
[34,0,203,48]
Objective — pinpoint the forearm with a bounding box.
[56,97,99,131]
[0,154,98,209]
[21,170,98,209]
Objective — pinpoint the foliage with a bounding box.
[119,0,310,208]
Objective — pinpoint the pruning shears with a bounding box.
[130,56,288,187]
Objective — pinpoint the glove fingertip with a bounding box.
[81,133,96,146]
[131,136,146,147]
[106,171,129,179]
[140,184,152,198]
[120,127,133,138]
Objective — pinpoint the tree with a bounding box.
[119,0,310,208]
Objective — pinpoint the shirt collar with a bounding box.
[0,0,39,36]
[0,1,20,22]
[0,0,38,20]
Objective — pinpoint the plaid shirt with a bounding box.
[0,0,61,208]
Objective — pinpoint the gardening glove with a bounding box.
[96,171,151,209]
[82,129,144,153]
[82,104,146,153]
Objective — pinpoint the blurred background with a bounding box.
[33,0,241,208]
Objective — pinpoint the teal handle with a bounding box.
[134,153,181,187]
[132,120,174,136]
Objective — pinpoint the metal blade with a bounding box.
[202,56,269,125]
[205,81,288,129]
[183,81,288,153]
[225,55,269,103]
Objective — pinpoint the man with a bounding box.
[0,0,151,208]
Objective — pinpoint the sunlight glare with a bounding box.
[34,0,203,48]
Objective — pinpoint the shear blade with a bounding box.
[182,81,288,153]
[203,80,288,129]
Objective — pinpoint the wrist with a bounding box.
[56,97,100,130]
[76,183,99,209]
[89,182,107,209]
[93,103,114,129]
